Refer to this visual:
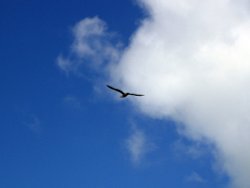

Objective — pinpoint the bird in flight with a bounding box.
[107,85,144,98]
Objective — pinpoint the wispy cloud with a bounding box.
[57,55,73,75]
[23,114,42,134]
[57,17,121,75]
[63,95,82,109]
[172,139,210,160]
[125,126,154,164]
[186,171,206,184]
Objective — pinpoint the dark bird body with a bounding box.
[107,85,144,98]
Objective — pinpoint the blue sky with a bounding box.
[3,0,250,187]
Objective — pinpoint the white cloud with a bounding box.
[172,139,209,160]
[125,126,154,164]
[110,0,250,187]
[58,1,250,187]
[57,17,121,74]
[186,171,206,184]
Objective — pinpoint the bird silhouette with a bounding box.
[107,85,144,98]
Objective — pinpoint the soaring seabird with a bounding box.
[107,85,144,98]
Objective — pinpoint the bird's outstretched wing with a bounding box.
[106,85,125,95]
[128,93,144,96]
